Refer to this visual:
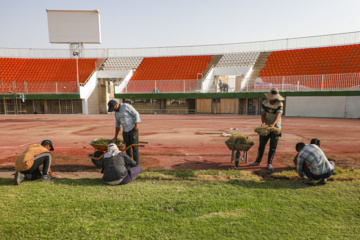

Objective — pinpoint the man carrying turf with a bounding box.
[248,88,284,171]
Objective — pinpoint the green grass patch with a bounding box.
[138,169,262,182]
[1,169,360,239]
[271,167,360,181]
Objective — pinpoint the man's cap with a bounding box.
[108,100,118,112]
[41,140,54,151]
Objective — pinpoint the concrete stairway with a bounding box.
[246,52,272,89]
[204,55,222,74]
[195,55,223,90]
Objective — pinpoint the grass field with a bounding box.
[1,169,359,240]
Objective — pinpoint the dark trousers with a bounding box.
[302,161,335,180]
[21,153,52,179]
[123,128,139,165]
[255,132,280,164]
[120,165,142,185]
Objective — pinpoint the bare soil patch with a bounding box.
[0,115,359,179]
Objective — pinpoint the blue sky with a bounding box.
[1,0,360,49]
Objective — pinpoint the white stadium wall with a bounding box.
[345,97,360,118]
[213,66,250,76]
[285,96,360,118]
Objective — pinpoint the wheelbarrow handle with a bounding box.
[122,144,145,152]
[139,141,148,144]
[88,152,105,161]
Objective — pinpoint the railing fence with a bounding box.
[1,72,359,95]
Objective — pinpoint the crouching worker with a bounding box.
[14,140,60,185]
[101,143,142,185]
[295,142,335,186]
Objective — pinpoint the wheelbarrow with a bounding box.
[225,142,253,167]
[88,141,148,167]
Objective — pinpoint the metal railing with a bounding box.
[1,73,359,95]
[1,81,78,94]
[120,73,360,94]
[252,73,360,92]
[123,79,200,93]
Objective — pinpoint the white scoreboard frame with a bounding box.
[47,9,101,44]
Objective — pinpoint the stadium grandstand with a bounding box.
[0,31,359,118]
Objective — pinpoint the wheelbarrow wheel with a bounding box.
[91,151,104,167]
[235,151,240,159]
[235,160,240,167]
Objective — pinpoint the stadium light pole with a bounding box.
[73,52,80,93]
[76,57,79,92]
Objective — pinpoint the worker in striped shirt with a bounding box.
[295,142,335,186]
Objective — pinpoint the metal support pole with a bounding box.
[76,57,79,93]
[14,81,18,115]
[59,99,61,114]
[2,82,6,115]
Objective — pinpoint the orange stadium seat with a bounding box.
[129,55,212,92]
[0,57,99,93]
[258,44,360,89]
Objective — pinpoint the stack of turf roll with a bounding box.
[254,126,281,136]
[91,137,123,145]
[90,138,124,151]
[225,133,254,151]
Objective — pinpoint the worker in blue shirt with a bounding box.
[108,100,141,165]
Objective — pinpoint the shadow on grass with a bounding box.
[171,159,233,170]
[144,168,198,179]
[53,178,104,186]
[0,164,100,172]
[0,177,105,186]
[252,167,295,181]
[225,179,311,190]
[0,178,14,186]
[51,165,100,172]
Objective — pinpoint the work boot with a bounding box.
[303,178,316,186]
[41,175,57,182]
[319,178,327,185]
[14,171,25,185]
